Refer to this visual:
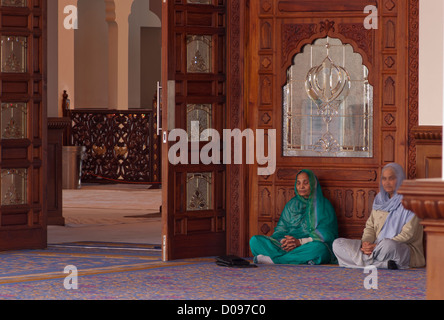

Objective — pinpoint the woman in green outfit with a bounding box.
[250,169,338,265]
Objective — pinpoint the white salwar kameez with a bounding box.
[333,238,411,269]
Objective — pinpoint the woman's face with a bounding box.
[382,168,397,198]
[296,172,311,199]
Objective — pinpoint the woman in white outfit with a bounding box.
[332,163,425,269]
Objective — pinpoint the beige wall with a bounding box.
[129,0,161,109]
[48,1,443,121]
[74,0,109,109]
[140,27,162,109]
[57,0,78,117]
[47,0,161,115]
[419,0,444,126]
[47,0,58,117]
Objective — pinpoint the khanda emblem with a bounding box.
[305,55,351,123]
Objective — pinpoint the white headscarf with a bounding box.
[374,163,415,242]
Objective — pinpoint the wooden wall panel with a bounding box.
[412,126,442,179]
[47,118,70,226]
[399,180,444,299]
[247,0,418,244]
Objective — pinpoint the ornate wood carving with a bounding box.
[408,0,420,179]
[398,179,444,299]
[260,76,272,105]
[260,56,272,71]
[227,0,245,256]
[385,20,396,48]
[69,110,160,185]
[259,187,272,217]
[260,21,272,50]
[276,168,377,182]
[337,23,374,65]
[324,187,377,238]
[278,0,377,12]
[48,118,71,130]
[384,76,396,105]
[345,190,354,218]
[400,181,444,220]
[319,20,336,34]
[281,23,317,67]
[47,118,71,226]
[412,126,442,179]
[281,20,375,76]
[383,134,395,163]
[384,113,396,126]
[356,190,366,219]
[384,55,396,69]
[276,187,287,218]
[384,0,397,12]
[260,0,273,14]
[412,126,443,143]
[260,223,271,235]
[334,189,344,218]
[260,111,272,126]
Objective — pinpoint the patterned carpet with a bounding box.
[0,242,426,300]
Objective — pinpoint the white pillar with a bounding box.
[47,0,59,117]
[442,0,444,179]
[58,0,78,112]
[105,0,133,110]
[105,0,117,109]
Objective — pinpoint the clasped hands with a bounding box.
[280,235,301,252]
[361,241,377,255]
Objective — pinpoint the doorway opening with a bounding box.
[48,184,162,245]
[47,0,163,247]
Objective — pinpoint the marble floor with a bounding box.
[47,184,162,245]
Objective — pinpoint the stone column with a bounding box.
[105,0,133,110]
[58,0,78,112]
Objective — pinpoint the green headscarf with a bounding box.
[272,169,338,249]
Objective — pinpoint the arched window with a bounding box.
[283,37,373,158]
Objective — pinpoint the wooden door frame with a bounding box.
[226,0,250,257]
[225,0,420,256]
[161,0,228,261]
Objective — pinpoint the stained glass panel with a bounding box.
[187,104,212,141]
[1,103,27,139]
[187,35,212,73]
[1,36,27,73]
[1,0,27,7]
[1,169,27,206]
[186,173,212,211]
[283,37,373,158]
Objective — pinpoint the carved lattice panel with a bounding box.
[70,110,159,183]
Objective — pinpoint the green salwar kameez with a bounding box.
[250,169,338,265]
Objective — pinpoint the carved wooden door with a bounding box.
[161,0,227,260]
[0,0,47,251]
[248,0,418,240]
